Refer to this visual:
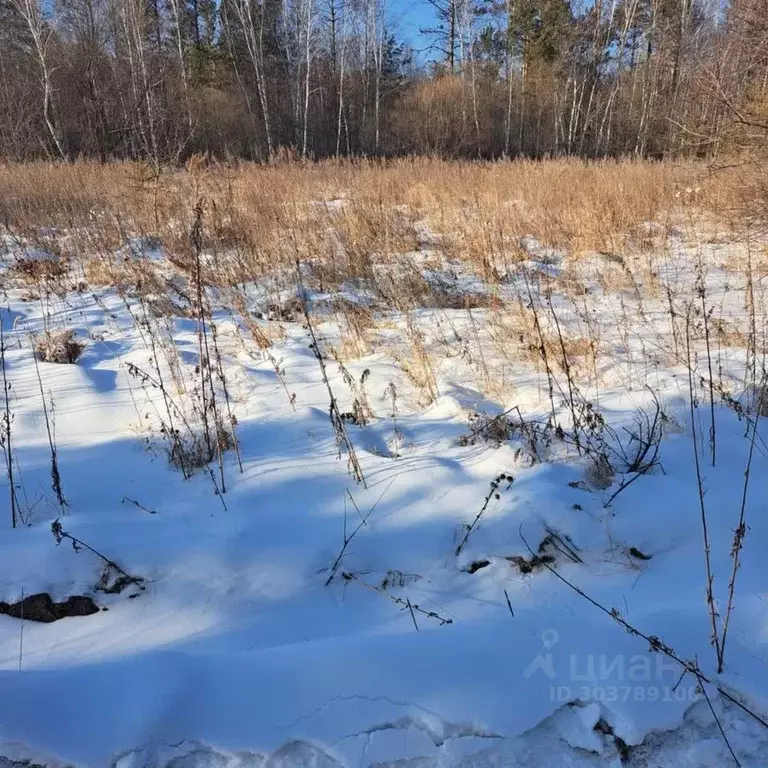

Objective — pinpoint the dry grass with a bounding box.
[10,251,70,282]
[711,318,751,349]
[719,246,768,278]
[2,157,762,402]
[35,330,85,364]
[486,297,596,378]
[0,158,727,288]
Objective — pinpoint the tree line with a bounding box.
[0,0,765,162]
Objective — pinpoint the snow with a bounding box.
[1,225,768,767]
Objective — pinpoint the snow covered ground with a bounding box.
[1,219,768,767]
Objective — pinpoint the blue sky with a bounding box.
[390,0,441,60]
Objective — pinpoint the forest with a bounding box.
[0,0,766,162]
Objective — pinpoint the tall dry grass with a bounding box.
[0,157,755,295]
[0,158,694,235]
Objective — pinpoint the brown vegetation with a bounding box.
[0,157,714,263]
[35,329,85,364]
[0,0,766,163]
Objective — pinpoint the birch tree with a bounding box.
[10,0,67,159]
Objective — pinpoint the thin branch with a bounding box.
[686,309,723,669]
[324,480,393,585]
[720,378,764,666]
[692,663,742,767]
[455,473,514,556]
[342,571,453,626]
[296,259,366,487]
[51,519,145,591]
[121,496,157,515]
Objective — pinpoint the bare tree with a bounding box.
[10,0,67,159]
[0,0,763,160]
[230,0,275,156]
[167,0,195,134]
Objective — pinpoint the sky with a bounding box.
[389,0,442,62]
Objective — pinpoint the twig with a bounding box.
[324,480,392,585]
[603,391,663,508]
[18,586,24,672]
[455,473,514,556]
[31,339,67,511]
[342,571,453,626]
[720,378,764,668]
[547,291,581,454]
[0,320,18,528]
[51,519,145,591]
[686,309,723,669]
[544,526,582,564]
[121,496,157,515]
[346,488,366,525]
[692,663,742,767]
[191,199,227,494]
[406,597,419,631]
[132,294,188,479]
[504,589,515,617]
[522,270,557,426]
[296,259,366,486]
[697,264,717,467]
[191,199,212,460]
[210,316,243,473]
